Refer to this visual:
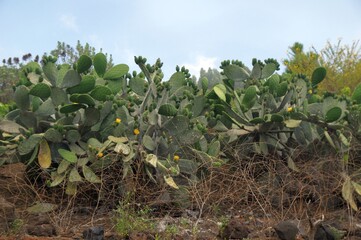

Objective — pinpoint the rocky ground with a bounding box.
[2,162,361,240]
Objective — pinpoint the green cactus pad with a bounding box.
[61,70,82,88]
[325,107,342,123]
[129,77,146,96]
[103,64,129,80]
[266,74,280,94]
[311,67,326,87]
[277,81,288,97]
[67,75,96,94]
[223,65,249,82]
[163,116,189,135]
[84,108,100,126]
[271,114,284,122]
[44,128,63,143]
[158,104,178,116]
[106,78,123,94]
[169,72,186,92]
[65,130,81,143]
[77,55,92,74]
[14,86,30,111]
[261,63,277,79]
[51,87,68,106]
[70,94,95,107]
[351,83,361,104]
[43,62,58,86]
[142,135,156,151]
[18,134,43,155]
[250,117,265,124]
[93,53,107,77]
[60,103,85,114]
[35,99,56,116]
[90,86,112,101]
[213,84,227,102]
[250,63,262,79]
[178,129,203,145]
[241,85,257,111]
[29,83,51,99]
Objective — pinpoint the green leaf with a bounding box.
[242,85,257,111]
[18,134,43,155]
[65,130,81,143]
[213,84,226,102]
[70,94,95,107]
[59,103,85,114]
[143,135,156,151]
[0,120,25,134]
[311,67,326,87]
[38,139,51,169]
[103,64,129,80]
[208,140,220,157]
[50,172,67,187]
[90,86,112,101]
[352,181,361,196]
[93,53,107,77]
[168,72,186,91]
[51,87,68,106]
[325,107,342,123]
[108,136,128,143]
[261,63,277,79]
[129,77,146,96]
[58,148,77,163]
[223,65,249,82]
[69,167,82,182]
[84,107,100,126]
[82,165,101,183]
[35,98,56,117]
[57,160,71,174]
[14,85,30,111]
[158,104,177,116]
[67,75,96,94]
[61,70,82,88]
[29,83,51,99]
[114,142,131,155]
[43,62,58,86]
[77,55,92,74]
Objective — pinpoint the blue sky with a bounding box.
[0,0,360,78]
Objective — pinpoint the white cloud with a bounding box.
[183,55,217,77]
[59,14,78,32]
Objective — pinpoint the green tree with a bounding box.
[198,67,222,89]
[284,40,361,95]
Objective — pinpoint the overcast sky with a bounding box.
[0,0,360,78]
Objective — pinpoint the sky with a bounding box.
[0,0,360,78]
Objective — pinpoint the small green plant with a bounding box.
[114,193,155,237]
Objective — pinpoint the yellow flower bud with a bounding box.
[97,152,104,158]
[173,155,180,161]
[133,128,140,135]
[115,118,121,124]
[308,89,312,94]
[287,107,293,112]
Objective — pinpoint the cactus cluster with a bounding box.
[1,52,361,201]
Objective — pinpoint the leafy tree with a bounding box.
[284,40,361,95]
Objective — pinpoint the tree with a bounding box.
[284,40,361,95]
[198,67,222,89]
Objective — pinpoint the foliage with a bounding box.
[1,47,361,211]
[284,40,361,95]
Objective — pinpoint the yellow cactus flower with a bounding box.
[308,89,313,94]
[133,128,140,135]
[97,152,104,158]
[115,118,121,124]
[173,155,180,161]
[287,107,293,112]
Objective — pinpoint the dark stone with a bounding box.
[274,220,299,240]
[0,196,15,232]
[221,218,250,239]
[26,223,56,237]
[314,225,335,240]
[83,226,105,240]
